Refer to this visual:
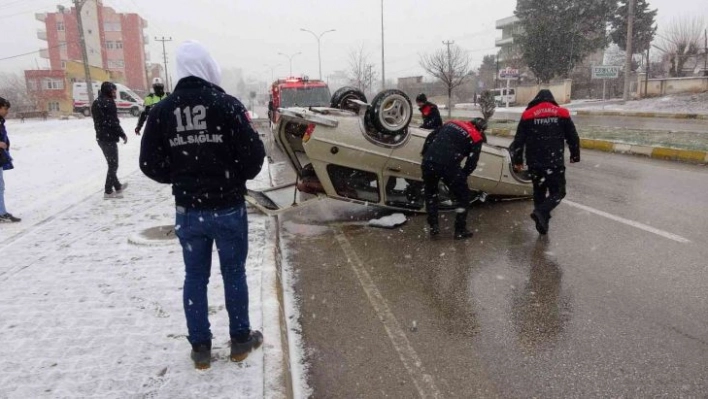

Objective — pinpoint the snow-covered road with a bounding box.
[0,117,285,398]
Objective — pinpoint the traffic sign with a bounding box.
[498,67,520,79]
[592,66,621,79]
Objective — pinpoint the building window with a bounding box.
[48,102,61,112]
[42,79,64,90]
[57,21,65,31]
[104,22,121,32]
[61,61,66,69]
[108,60,125,69]
[106,41,114,49]
[116,40,123,49]
[28,80,38,91]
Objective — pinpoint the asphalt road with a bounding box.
[264,133,708,398]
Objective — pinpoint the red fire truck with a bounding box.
[268,77,331,126]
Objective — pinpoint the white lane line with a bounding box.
[334,229,442,399]
[564,200,691,244]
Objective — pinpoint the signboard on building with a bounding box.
[592,66,621,79]
[498,67,520,79]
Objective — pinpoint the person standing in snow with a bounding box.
[140,41,266,370]
[509,89,580,235]
[92,82,128,199]
[134,78,169,136]
[0,97,21,223]
[420,118,486,240]
[416,93,443,130]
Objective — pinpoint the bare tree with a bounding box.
[348,45,378,97]
[0,73,36,112]
[654,16,706,77]
[419,44,471,117]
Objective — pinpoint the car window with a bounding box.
[327,165,380,203]
[119,92,135,102]
[280,87,331,108]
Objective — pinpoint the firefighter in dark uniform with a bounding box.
[509,90,580,235]
[416,93,443,130]
[135,79,169,135]
[421,118,487,240]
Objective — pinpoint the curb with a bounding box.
[487,128,708,165]
[574,110,708,120]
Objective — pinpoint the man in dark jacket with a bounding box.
[92,81,128,199]
[140,41,266,370]
[0,97,20,223]
[421,119,486,240]
[134,78,169,135]
[416,93,443,130]
[509,89,580,235]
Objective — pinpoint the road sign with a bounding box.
[498,67,520,80]
[592,66,621,79]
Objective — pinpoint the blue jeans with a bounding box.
[0,168,6,215]
[175,203,250,345]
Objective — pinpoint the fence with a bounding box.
[515,79,573,105]
[638,74,708,97]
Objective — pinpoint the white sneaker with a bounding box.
[104,191,124,199]
[116,182,129,195]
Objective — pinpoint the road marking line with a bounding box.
[564,200,691,244]
[334,228,442,399]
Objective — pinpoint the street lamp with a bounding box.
[278,52,302,77]
[300,28,336,80]
[264,63,281,82]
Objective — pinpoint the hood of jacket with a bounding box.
[526,89,559,109]
[175,41,222,86]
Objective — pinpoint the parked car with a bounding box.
[492,87,517,106]
[246,87,532,216]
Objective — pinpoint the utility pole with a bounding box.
[155,36,173,91]
[623,0,635,101]
[443,40,454,117]
[704,29,707,77]
[380,0,385,90]
[74,0,94,114]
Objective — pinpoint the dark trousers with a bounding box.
[530,167,566,217]
[97,140,121,194]
[422,161,471,231]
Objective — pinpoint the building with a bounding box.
[33,0,150,92]
[495,16,522,66]
[25,60,124,114]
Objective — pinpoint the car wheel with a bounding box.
[82,108,90,117]
[330,86,367,112]
[130,107,140,117]
[366,90,412,135]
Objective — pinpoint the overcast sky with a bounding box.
[1,0,707,84]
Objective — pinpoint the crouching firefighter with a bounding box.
[421,118,487,240]
[135,78,169,135]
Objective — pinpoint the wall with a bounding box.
[638,74,708,97]
[515,79,573,105]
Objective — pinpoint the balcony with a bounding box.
[495,37,514,47]
[495,15,519,29]
[39,48,49,59]
[35,12,47,22]
[37,29,47,41]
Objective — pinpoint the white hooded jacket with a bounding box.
[175,41,222,86]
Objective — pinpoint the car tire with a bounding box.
[366,89,412,135]
[330,87,367,112]
[82,108,90,117]
[130,107,140,117]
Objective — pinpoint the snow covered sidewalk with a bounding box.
[0,118,285,398]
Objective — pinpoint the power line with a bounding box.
[0,42,67,62]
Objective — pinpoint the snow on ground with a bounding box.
[571,92,708,115]
[0,117,286,398]
[368,213,407,229]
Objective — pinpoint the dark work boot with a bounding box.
[454,229,474,240]
[454,210,473,240]
[429,224,440,237]
[530,210,549,235]
[230,330,264,362]
[190,341,212,370]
